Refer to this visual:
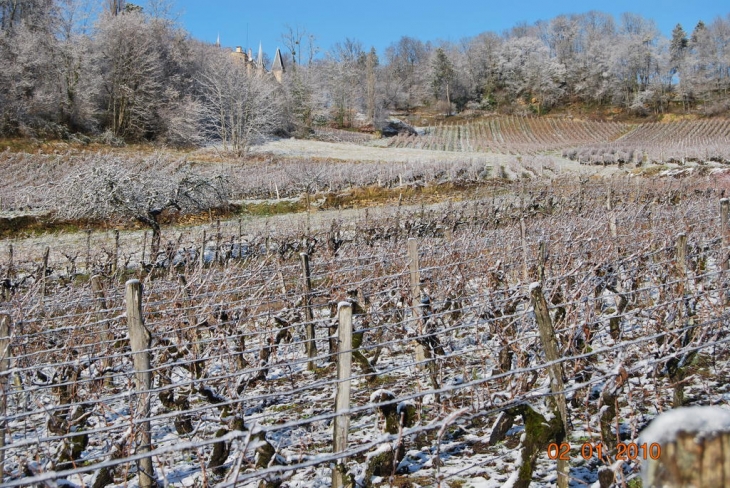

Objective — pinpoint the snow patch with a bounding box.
[640,406,730,445]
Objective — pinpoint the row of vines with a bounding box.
[2,176,730,487]
[387,116,730,165]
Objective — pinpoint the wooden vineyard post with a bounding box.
[609,214,618,240]
[6,244,12,281]
[141,231,147,269]
[85,230,91,273]
[177,274,201,364]
[721,199,729,277]
[300,253,317,371]
[676,233,688,298]
[2,245,11,302]
[520,218,529,284]
[408,238,426,369]
[641,406,730,487]
[0,314,10,484]
[408,238,420,300]
[113,229,120,276]
[332,302,353,488]
[530,283,569,488]
[125,279,155,488]
[199,230,206,269]
[91,275,112,386]
[41,246,49,298]
[215,219,221,264]
[538,239,548,285]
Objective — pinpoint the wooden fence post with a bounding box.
[300,253,317,371]
[530,283,569,488]
[0,314,11,484]
[332,302,353,488]
[125,279,155,488]
[641,406,730,487]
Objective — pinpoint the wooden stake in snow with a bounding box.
[530,282,569,488]
[332,302,352,488]
[125,279,155,488]
[0,314,11,484]
[300,253,317,370]
[641,406,730,487]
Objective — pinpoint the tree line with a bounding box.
[1,1,729,149]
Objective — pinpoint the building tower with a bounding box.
[272,47,285,83]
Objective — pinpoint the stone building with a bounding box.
[229,42,285,82]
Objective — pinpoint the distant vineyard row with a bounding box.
[387,116,730,164]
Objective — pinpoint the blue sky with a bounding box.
[150,1,728,59]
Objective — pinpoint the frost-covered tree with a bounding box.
[198,48,285,155]
[498,36,566,114]
[383,36,430,111]
[94,10,163,139]
[324,38,365,127]
[52,157,230,258]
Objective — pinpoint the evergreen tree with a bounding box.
[670,23,688,73]
[431,47,454,115]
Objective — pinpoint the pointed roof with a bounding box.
[216,33,220,47]
[272,47,284,72]
[256,42,264,69]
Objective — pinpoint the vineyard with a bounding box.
[386,117,730,165]
[2,176,730,487]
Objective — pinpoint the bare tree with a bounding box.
[198,49,285,156]
[94,10,163,140]
[51,157,230,259]
[366,47,377,122]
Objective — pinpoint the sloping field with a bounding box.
[384,116,730,165]
[388,117,631,154]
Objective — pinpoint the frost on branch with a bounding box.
[50,156,230,258]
